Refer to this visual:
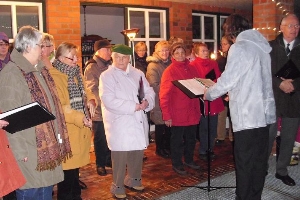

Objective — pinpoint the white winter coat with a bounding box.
[99,64,155,151]
[205,30,276,132]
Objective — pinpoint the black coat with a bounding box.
[269,33,300,117]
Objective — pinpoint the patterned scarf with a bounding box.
[52,59,85,112]
[18,66,72,171]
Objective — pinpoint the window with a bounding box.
[192,13,217,54]
[0,1,43,42]
[126,7,167,55]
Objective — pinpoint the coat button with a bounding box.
[140,121,142,123]
[0,161,2,164]
[7,145,9,148]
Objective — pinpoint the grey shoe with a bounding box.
[184,161,200,170]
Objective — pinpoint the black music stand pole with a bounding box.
[182,98,235,192]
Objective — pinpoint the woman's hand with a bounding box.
[0,120,9,129]
[83,117,92,128]
[87,99,96,118]
[165,119,172,127]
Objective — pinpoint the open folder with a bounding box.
[172,78,215,98]
[0,102,56,133]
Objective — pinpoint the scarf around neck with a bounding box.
[52,59,85,112]
[18,65,72,171]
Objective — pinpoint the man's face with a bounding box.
[98,47,112,61]
[112,52,130,71]
[0,40,9,58]
[280,16,300,42]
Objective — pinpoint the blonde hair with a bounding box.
[42,33,54,45]
[55,42,78,59]
[134,42,147,52]
[154,41,169,52]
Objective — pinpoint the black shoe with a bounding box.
[156,149,170,159]
[275,173,295,186]
[105,162,112,168]
[215,139,225,145]
[199,152,215,161]
[79,179,87,190]
[172,166,187,175]
[97,166,107,176]
[184,161,200,170]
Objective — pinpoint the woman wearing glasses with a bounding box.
[49,42,96,200]
[0,32,10,71]
[0,26,72,200]
[41,33,55,70]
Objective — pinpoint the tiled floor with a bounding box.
[53,137,236,200]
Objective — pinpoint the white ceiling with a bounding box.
[160,0,253,11]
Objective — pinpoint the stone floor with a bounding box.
[53,137,236,200]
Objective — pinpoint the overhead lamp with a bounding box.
[121,28,140,67]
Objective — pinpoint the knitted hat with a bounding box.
[0,32,9,43]
[170,42,186,55]
[94,39,111,51]
[112,44,132,55]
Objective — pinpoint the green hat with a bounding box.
[112,44,132,55]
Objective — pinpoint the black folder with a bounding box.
[275,59,300,79]
[0,102,56,133]
[205,69,216,80]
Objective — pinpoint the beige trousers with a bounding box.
[217,106,233,141]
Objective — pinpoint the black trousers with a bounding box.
[57,168,81,200]
[155,124,171,151]
[234,126,269,200]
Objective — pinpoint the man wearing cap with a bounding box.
[0,32,10,71]
[84,39,112,176]
[99,44,155,199]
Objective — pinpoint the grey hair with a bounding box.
[15,26,43,53]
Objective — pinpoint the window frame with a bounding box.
[0,1,44,42]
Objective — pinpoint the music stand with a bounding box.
[182,97,236,192]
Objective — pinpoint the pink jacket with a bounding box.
[159,58,201,126]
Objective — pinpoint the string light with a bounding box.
[253,0,291,33]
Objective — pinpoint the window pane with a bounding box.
[205,42,215,53]
[149,12,161,38]
[149,41,159,55]
[16,6,39,31]
[192,15,201,39]
[0,5,13,38]
[129,11,145,38]
[204,16,214,40]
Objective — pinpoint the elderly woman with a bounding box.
[146,41,172,159]
[0,26,72,200]
[190,42,224,160]
[134,42,148,74]
[99,44,155,199]
[159,42,200,175]
[0,32,10,70]
[49,42,95,200]
[41,33,55,69]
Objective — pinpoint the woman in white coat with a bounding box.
[99,44,155,199]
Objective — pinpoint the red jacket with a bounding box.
[0,129,26,197]
[190,57,224,115]
[159,58,200,126]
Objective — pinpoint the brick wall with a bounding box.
[45,0,251,66]
[253,0,294,41]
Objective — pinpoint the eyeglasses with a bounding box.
[44,44,53,48]
[36,43,43,48]
[281,24,300,29]
[158,50,170,53]
[0,43,9,47]
[64,56,77,61]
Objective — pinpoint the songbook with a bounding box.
[275,59,300,79]
[0,102,56,134]
[172,78,215,99]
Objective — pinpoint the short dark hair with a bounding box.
[223,14,251,40]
